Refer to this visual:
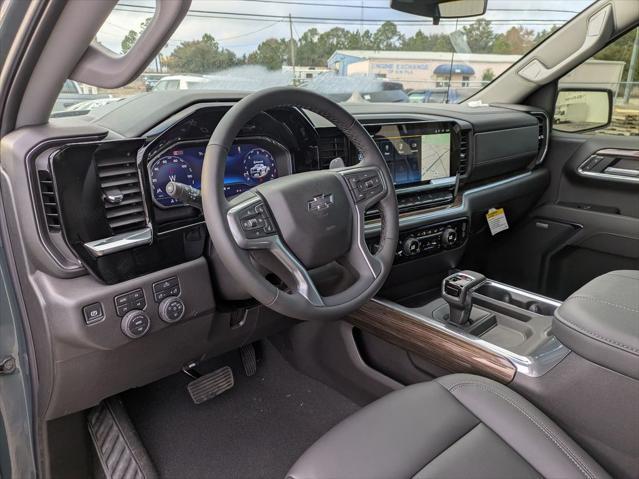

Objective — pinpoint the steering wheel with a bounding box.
[201,87,399,321]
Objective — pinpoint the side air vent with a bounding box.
[38,170,61,231]
[95,154,146,234]
[458,130,470,175]
[317,129,348,169]
[532,112,549,164]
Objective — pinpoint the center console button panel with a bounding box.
[114,289,146,317]
[370,218,468,263]
[152,277,181,302]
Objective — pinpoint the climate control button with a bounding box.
[158,296,185,323]
[402,237,421,256]
[441,226,458,248]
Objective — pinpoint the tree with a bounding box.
[482,68,495,82]
[372,21,404,50]
[121,30,138,54]
[462,19,495,53]
[121,17,152,54]
[163,34,238,73]
[247,37,289,70]
[595,28,639,79]
[492,26,535,54]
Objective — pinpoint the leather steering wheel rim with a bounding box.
[201,87,398,321]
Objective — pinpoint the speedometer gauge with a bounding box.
[242,148,278,185]
[150,155,195,207]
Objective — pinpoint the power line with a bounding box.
[218,0,582,14]
[113,6,567,25]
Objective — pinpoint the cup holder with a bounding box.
[474,281,559,317]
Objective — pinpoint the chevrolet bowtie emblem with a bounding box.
[307,193,334,215]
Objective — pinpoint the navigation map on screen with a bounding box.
[374,129,451,186]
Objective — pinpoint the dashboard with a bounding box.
[43,99,547,286]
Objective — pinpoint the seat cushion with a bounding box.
[554,270,639,379]
[287,374,610,479]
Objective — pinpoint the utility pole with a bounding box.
[289,14,296,84]
[623,28,639,104]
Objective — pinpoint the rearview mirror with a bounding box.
[390,0,487,24]
[553,89,613,133]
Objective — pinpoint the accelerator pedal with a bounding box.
[187,366,234,404]
[240,343,257,377]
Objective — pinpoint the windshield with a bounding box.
[53,0,593,116]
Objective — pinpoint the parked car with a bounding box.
[52,79,110,112]
[152,75,209,91]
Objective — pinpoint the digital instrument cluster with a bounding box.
[149,141,280,207]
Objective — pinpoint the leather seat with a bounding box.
[288,374,610,479]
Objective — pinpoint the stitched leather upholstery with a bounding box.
[554,270,639,379]
[287,374,610,479]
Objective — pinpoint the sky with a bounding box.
[97,0,596,58]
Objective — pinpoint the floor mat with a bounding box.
[122,342,359,479]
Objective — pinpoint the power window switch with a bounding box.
[83,302,104,325]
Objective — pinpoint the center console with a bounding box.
[348,271,569,382]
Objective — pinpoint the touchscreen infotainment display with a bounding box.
[370,123,453,186]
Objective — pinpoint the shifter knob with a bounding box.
[441,270,486,325]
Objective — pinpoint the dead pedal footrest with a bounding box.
[187,366,234,404]
[87,398,158,479]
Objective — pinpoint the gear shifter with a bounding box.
[441,270,485,325]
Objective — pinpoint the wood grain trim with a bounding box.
[347,300,516,383]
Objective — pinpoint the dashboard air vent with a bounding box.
[96,154,146,234]
[38,170,61,231]
[318,129,348,169]
[458,130,470,175]
[532,112,549,164]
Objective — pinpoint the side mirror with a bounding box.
[553,88,613,133]
[390,0,486,24]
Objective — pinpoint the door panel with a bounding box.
[471,132,638,299]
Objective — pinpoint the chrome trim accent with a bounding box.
[374,297,570,378]
[396,177,456,194]
[365,171,533,235]
[604,167,639,177]
[530,111,550,166]
[83,227,153,257]
[577,157,639,185]
[157,220,206,236]
[336,165,388,279]
[226,196,324,306]
[478,279,562,308]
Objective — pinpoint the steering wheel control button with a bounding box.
[153,277,181,303]
[158,297,185,323]
[83,302,105,325]
[121,310,151,339]
[114,289,146,317]
[237,201,277,239]
[344,170,383,203]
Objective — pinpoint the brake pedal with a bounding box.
[240,343,257,377]
[187,366,234,404]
